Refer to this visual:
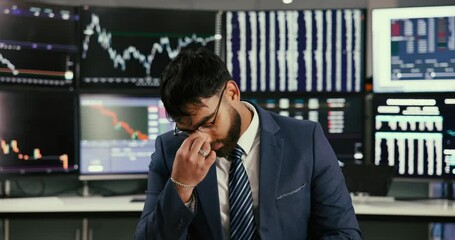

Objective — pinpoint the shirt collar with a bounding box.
[236,101,259,156]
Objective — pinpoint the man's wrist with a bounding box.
[184,193,196,213]
[170,177,197,188]
[171,178,194,203]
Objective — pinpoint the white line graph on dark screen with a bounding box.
[81,13,217,77]
[0,53,18,75]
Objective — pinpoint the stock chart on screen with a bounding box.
[79,6,222,89]
[0,91,77,175]
[0,1,78,88]
[79,94,174,178]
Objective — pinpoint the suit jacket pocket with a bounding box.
[276,183,307,204]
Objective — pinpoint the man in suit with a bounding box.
[135,48,362,240]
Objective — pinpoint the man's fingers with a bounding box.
[190,136,207,156]
[204,150,217,167]
[179,133,201,152]
[198,149,209,158]
[198,141,211,158]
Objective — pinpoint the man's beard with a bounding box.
[213,106,241,158]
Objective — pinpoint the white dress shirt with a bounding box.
[216,101,260,239]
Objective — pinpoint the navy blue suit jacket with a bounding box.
[135,103,361,240]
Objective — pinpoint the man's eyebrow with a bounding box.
[176,112,215,132]
[193,112,215,129]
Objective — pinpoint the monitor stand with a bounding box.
[444,180,454,201]
[130,196,146,202]
[0,179,11,198]
[82,180,90,197]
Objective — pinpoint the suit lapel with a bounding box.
[254,104,283,235]
[196,164,223,239]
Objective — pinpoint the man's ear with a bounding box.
[225,80,240,101]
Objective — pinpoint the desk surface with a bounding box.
[0,196,454,218]
[0,196,144,213]
[353,199,455,218]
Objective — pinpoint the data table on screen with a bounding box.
[225,9,365,93]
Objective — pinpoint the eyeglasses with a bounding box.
[174,83,227,137]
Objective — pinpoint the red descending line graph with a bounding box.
[1,139,69,169]
[90,105,149,140]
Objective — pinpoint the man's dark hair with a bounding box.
[160,47,232,122]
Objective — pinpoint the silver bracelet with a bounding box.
[170,177,197,189]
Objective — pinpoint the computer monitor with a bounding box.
[342,164,395,196]
[79,93,174,180]
[225,9,365,93]
[0,1,78,88]
[373,94,455,179]
[79,5,222,89]
[244,93,364,163]
[373,6,455,93]
[0,90,77,175]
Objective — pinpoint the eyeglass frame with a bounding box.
[173,83,227,136]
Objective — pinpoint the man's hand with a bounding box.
[171,134,216,203]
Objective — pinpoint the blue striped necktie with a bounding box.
[229,145,257,240]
